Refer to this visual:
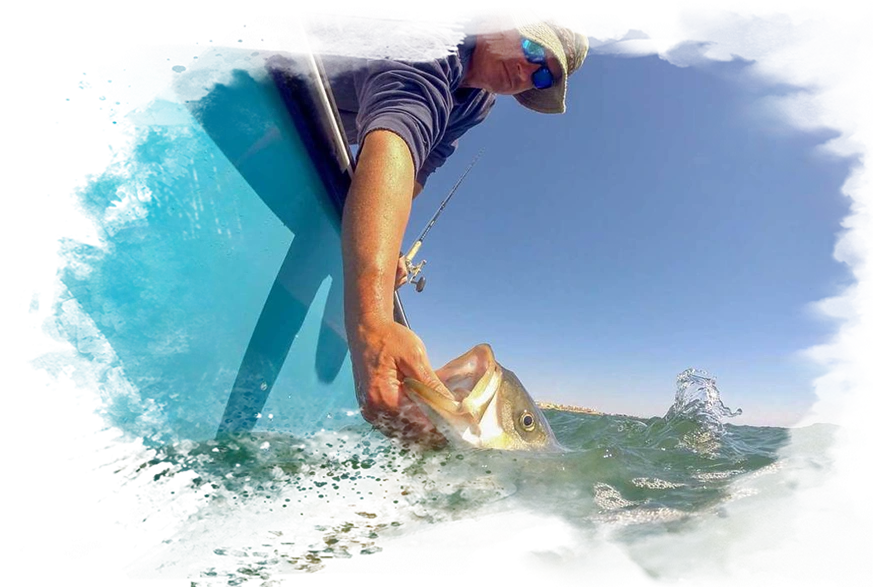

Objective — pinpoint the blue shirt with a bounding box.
[322,37,495,187]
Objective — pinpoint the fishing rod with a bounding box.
[402,148,484,293]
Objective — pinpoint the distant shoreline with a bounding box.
[536,402,602,415]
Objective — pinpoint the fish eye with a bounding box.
[520,411,536,431]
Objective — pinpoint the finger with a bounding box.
[402,354,454,400]
[392,331,448,393]
[416,369,454,399]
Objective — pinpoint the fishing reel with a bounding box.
[398,149,483,296]
[403,241,427,293]
[406,259,427,292]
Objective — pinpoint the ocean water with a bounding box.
[112,371,873,586]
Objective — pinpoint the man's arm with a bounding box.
[342,129,449,444]
[343,129,413,328]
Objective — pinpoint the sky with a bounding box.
[372,8,873,429]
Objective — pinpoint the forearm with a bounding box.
[342,130,416,339]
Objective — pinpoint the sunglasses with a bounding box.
[521,38,556,90]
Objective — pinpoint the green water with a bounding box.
[117,411,871,586]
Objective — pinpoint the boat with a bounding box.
[28,17,408,447]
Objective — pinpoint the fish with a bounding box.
[403,343,562,451]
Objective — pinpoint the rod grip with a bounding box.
[406,240,422,262]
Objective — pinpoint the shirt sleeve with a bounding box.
[417,137,459,187]
[416,92,495,186]
[353,59,455,179]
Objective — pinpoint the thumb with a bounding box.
[402,349,454,400]
[410,362,454,400]
[395,327,454,398]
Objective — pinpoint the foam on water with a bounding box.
[34,365,806,585]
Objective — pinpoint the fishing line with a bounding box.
[403,148,484,293]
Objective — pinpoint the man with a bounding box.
[329,18,589,445]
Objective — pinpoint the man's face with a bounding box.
[467,29,562,95]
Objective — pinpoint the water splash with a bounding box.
[327,426,375,464]
[665,368,742,437]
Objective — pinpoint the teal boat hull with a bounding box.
[29,33,372,446]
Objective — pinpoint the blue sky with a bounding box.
[400,48,853,426]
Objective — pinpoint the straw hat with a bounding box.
[513,19,589,114]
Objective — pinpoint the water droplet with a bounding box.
[172,65,186,73]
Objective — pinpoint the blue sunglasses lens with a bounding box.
[531,67,554,90]
[521,38,546,62]
[521,39,554,89]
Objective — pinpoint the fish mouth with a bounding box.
[403,344,500,431]
[404,343,564,451]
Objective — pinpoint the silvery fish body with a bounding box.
[404,344,562,451]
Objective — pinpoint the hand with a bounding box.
[395,255,409,290]
[348,319,449,447]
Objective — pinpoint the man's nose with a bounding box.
[517,59,540,83]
